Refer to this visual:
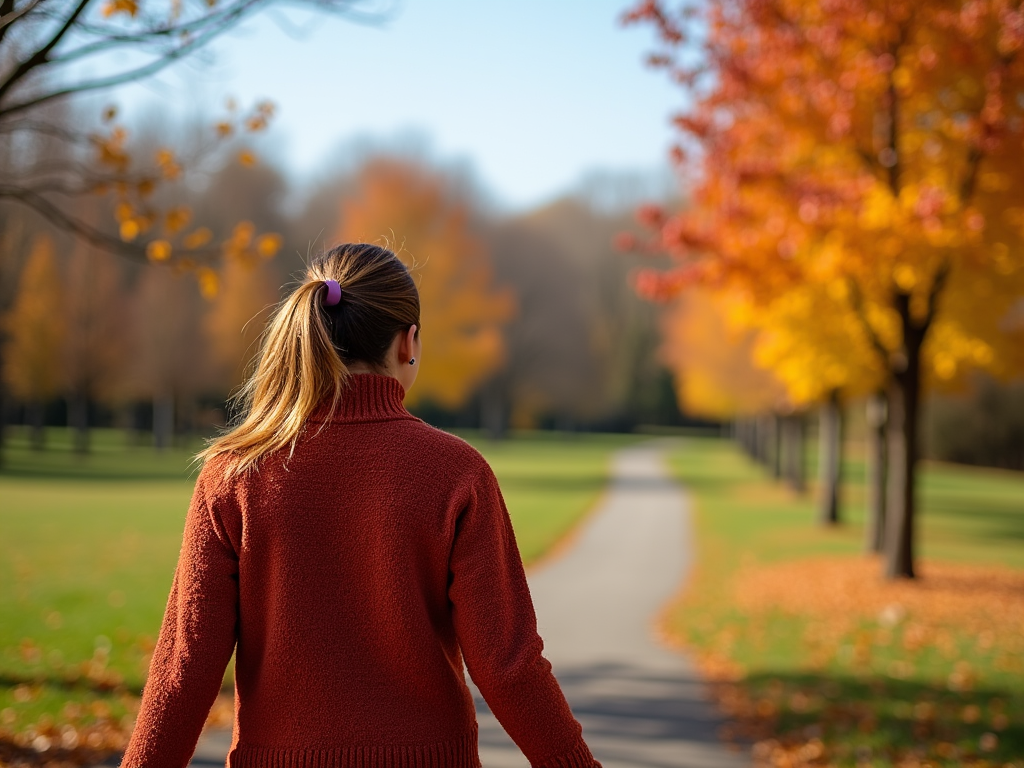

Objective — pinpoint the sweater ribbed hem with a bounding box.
[229,732,480,768]
[534,737,600,768]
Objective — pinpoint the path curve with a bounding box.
[186,442,746,768]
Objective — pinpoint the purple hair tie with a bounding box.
[322,279,342,307]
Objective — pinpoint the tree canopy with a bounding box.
[626,0,1024,577]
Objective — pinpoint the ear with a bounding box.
[399,324,418,364]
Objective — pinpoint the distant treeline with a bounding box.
[0,136,695,454]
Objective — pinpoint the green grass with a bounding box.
[0,426,638,742]
[667,437,1024,767]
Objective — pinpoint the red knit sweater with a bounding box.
[120,374,598,768]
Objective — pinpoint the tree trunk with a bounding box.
[479,383,505,439]
[69,391,89,454]
[29,400,45,450]
[153,393,174,451]
[746,417,759,459]
[818,390,843,525]
[756,414,772,467]
[865,391,888,553]
[884,295,926,579]
[782,414,806,493]
[0,351,6,468]
[770,413,782,479]
[737,418,753,457]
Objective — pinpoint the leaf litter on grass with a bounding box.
[661,556,1024,768]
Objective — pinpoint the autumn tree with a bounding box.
[63,219,132,453]
[2,234,64,448]
[336,158,514,410]
[204,234,281,402]
[133,263,210,449]
[626,0,1024,578]
[657,287,790,422]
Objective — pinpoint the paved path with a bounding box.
[187,442,747,768]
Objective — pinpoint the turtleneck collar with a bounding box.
[310,374,415,424]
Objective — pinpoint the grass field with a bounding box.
[0,427,638,754]
[667,437,1024,768]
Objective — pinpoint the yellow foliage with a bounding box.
[183,227,213,250]
[146,240,173,263]
[155,148,181,181]
[164,207,191,235]
[101,0,138,17]
[119,219,140,242]
[335,159,514,408]
[197,267,219,301]
[204,258,279,390]
[2,236,65,401]
[255,233,282,259]
[660,287,790,418]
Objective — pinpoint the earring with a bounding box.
[409,358,416,366]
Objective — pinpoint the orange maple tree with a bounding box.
[336,158,514,409]
[625,0,1024,577]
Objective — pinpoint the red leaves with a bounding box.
[672,113,713,138]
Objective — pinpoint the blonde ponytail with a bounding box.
[199,243,419,476]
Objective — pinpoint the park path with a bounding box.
[186,442,747,768]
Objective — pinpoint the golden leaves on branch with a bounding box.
[244,101,275,132]
[196,267,219,300]
[183,227,213,250]
[145,240,172,263]
[91,128,129,174]
[100,0,138,18]
[155,148,181,181]
[163,206,191,236]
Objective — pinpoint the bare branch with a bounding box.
[0,0,46,44]
[0,16,243,118]
[0,0,92,106]
[0,184,217,262]
[48,2,256,65]
[0,183,150,261]
[0,117,95,145]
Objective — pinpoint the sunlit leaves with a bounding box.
[101,0,138,18]
[196,267,220,300]
[163,207,191,235]
[183,227,213,250]
[627,0,1024,413]
[146,240,172,263]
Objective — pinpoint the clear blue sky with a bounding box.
[112,0,681,210]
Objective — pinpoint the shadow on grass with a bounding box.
[735,670,1023,766]
[0,451,202,483]
[923,504,1024,543]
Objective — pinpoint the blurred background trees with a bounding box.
[0,137,693,451]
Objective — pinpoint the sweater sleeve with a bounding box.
[121,471,239,768]
[448,463,600,768]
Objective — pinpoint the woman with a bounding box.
[121,243,600,768]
